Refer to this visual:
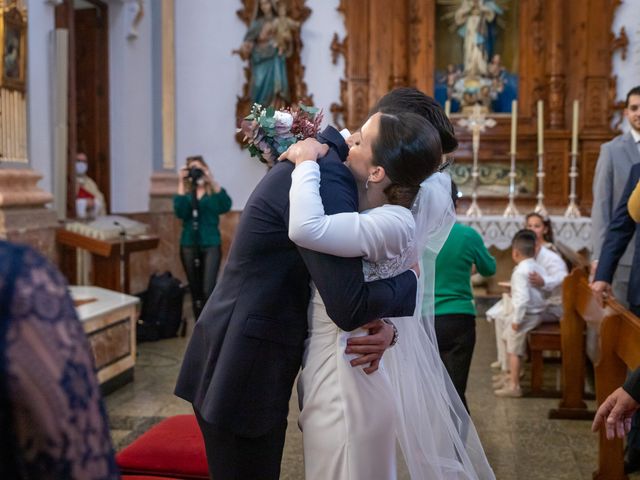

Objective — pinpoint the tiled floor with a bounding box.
[105,317,638,480]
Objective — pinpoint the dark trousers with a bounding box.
[434,313,476,412]
[194,408,287,480]
[180,245,221,321]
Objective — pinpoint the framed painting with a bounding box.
[0,6,27,92]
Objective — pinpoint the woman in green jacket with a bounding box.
[431,181,496,410]
[174,155,232,320]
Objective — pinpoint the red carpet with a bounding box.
[117,415,209,479]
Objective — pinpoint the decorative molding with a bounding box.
[330,32,346,65]
[330,79,347,130]
[531,0,545,56]
[0,168,53,207]
[611,26,629,61]
[330,0,349,129]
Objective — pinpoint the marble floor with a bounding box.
[105,317,639,480]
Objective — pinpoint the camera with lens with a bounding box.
[187,166,205,183]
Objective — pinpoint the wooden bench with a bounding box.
[528,322,561,396]
[593,299,640,480]
[547,268,602,419]
[527,266,591,400]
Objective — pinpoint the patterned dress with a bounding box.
[0,241,118,479]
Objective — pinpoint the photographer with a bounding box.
[174,155,232,321]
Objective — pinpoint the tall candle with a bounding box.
[571,100,579,155]
[510,100,518,155]
[537,100,544,155]
[444,99,451,118]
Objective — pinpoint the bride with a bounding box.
[282,111,494,479]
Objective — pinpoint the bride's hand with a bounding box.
[345,319,393,375]
[278,138,329,166]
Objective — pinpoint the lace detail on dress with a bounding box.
[0,242,119,480]
[363,237,416,282]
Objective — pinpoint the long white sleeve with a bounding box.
[510,268,530,325]
[536,246,568,293]
[289,161,414,262]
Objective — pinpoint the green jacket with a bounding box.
[173,189,232,247]
[431,223,496,317]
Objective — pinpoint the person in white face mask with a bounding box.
[75,152,106,218]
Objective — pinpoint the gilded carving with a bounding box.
[330,32,347,65]
[611,26,629,61]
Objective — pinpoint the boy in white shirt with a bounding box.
[495,230,547,397]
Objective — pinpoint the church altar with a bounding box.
[458,215,592,252]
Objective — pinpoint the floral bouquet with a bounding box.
[238,103,324,167]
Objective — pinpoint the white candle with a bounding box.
[510,100,518,155]
[571,100,579,155]
[537,100,544,155]
[444,99,451,118]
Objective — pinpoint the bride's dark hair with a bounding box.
[372,112,442,209]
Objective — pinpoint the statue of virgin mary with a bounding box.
[454,0,503,78]
[238,0,290,107]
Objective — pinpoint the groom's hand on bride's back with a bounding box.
[345,320,395,374]
[278,138,329,165]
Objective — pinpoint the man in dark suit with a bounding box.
[592,161,640,473]
[175,88,457,479]
[592,161,640,316]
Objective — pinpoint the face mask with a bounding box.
[76,162,88,175]
[196,178,206,186]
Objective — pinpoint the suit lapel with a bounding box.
[318,126,349,162]
[622,131,640,166]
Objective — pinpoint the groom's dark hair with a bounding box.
[371,87,458,154]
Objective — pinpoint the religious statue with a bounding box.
[236,0,296,108]
[453,0,503,78]
[438,0,508,110]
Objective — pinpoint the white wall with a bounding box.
[108,0,154,213]
[175,0,344,210]
[612,3,640,132]
[26,0,55,194]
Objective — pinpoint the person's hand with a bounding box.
[590,259,599,282]
[511,322,520,332]
[345,320,393,375]
[590,280,613,307]
[592,387,640,439]
[278,138,329,165]
[179,166,189,179]
[529,271,545,288]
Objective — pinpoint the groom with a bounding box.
[175,87,458,480]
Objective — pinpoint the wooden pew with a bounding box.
[528,244,588,397]
[548,268,601,419]
[593,300,640,480]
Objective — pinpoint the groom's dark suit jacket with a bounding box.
[175,127,417,437]
[595,162,640,307]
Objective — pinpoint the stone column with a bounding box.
[0,168,58,259]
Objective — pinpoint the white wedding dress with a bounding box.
[289,161,495,480]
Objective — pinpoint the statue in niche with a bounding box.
[438,0,509,110]
[454,0,503,78]
[236,0,299,108]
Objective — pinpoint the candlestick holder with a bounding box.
[502,152,520,217]
[534,152,548,218]
[458,106,495,218]
[466,148,483,218]
[564,151,582,217]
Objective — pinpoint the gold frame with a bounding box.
[0,6,27,92]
